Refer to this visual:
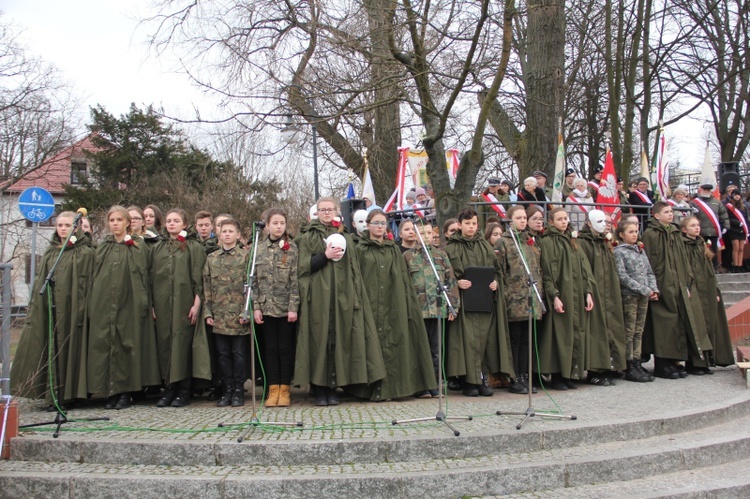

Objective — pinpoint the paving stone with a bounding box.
[2,368,750,498]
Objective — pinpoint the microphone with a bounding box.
[73,207,88,226]
[255,221,266,229]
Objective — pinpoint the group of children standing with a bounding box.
[11,196,735,412]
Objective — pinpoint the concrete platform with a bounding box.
[1,366,749,498]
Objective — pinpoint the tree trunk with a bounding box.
[522,0,566,179]
[363,0,403,203]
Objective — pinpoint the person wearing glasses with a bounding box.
[349,210,436,401]
[293,197,386,406]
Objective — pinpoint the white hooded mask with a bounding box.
[353,210,368,235]
[588,209,607,234]
[325,233,347,261]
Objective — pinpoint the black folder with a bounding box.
[462,266,495,313]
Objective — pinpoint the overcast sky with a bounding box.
[3,0,710,171]
[2,0,210,120]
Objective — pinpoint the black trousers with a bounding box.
[260,316,296,385]
[215,334,248,386]
[508,320,530,378]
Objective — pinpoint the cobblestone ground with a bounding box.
[10,365,747,442]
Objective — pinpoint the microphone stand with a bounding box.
[20,226,109,437]
[495,226,576,429]
[219,222,302,442]
[392,219,472,436]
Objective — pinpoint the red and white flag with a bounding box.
[596,146,621,224]
[385,147,410,212]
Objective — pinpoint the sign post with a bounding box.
[18,187,55,293]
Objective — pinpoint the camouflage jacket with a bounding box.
[203,245,250,336]
[613,243,659,297]
[495,229,543,321]
[252,236,300,318]
[403,245,460,318]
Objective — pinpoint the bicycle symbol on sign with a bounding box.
[26,208,47,221]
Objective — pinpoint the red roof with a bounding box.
[3,134,103,195]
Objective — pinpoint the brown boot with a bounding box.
[487,373,504,389]
[277,385,291,407]
[265,385,280,407]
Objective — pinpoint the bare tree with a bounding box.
[0,16,80,187]
[667,0,750,163]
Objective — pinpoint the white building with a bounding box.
[0,135,98,305]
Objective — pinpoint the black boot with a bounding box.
[550,373,568,391]
[462,379,479,397]
[231,386,245,407]
[634,360,655,381]
[314,385,329,406]
[104,394,119,410]
[171,389,191,407]
[156,384,176,408]
[217,382,233,407]
[521,374,538,394]
[653,357,679,379]
[509,378,528,394]
[478,376,494,397]
[114,392,132,410]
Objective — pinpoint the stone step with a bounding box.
[722,290,750,307]
[716,273,750,283]
[8,389,750,468]
[1,414,749,498]
[497,457,750,498]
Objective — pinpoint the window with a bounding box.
[25,254,42,284]
[70,161,87,184]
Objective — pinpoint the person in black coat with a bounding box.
[627,177,654,228]
[516,176,547,209]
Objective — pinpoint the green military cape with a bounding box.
[11,230,94,402]
[150,233,212,384]
[293,220,386,388]
[201,235,220,255]
[87,235,161,396]
[538,227,601,379]
[444,230,515,384]
[578,227,627,371]
[681,234,734,366]
[350,234,436,400]
[641,219,708,361]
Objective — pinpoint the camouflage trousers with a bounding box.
[622,294,649,360]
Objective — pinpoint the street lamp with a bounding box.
[281,114,319,200]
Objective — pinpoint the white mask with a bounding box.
[353,210,368,235]
[308,204,318,220]
[325,233,347,261]
[588,209,607,234]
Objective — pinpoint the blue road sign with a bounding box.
[18,187,55,222]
